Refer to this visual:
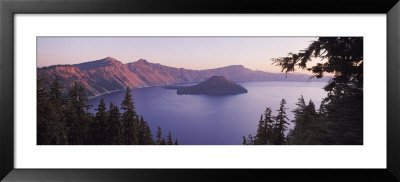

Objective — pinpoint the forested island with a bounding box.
[165,76,248,95]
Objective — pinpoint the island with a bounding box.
[168,76,248,95]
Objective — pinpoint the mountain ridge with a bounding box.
[37,57,331,98]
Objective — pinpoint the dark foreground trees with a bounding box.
[287,96,328,144]
[37,79,178,145]
[243,99,290,145]
[244,96,330,145]
[37,76,68,145]
[245,37,363,145]
[273,37,363,145]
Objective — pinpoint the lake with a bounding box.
[87,81,327,145]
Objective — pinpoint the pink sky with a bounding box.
[37,37,319,74]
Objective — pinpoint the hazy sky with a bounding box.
[37,37,318,74]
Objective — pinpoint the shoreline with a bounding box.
[88,80,328,100]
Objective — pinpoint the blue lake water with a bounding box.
[87,81,327,145]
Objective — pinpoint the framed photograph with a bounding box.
[1,0,399,181]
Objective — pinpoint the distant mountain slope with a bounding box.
[176,76,248,95]
[38,57,145,97]
[37,57,331,97]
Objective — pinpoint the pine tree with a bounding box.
[107,102,122,145]
[93,99,107,144]
[156,126,163,145]
[323,94,362,144]
[293,96,307,120]
[288,97,328,145]
[121,86,139,145]
[287,96,306,144]
[242,136,247,145]
[254,115,266,145]
[37,77,51,144]
[306,100,327,144]
[263,108,275,144]
[174,138,179,145]
[286,129,293,144]
[317,101,330,144]
[160,138,166,145]
[49,75,64,106]
[45,76,68,144]
[137,115,145,144]
[66,82,91,144]
[246,134,255,145]
[138,116,155,145]
[167,130,173,145]
[274,99,289,145]
[245,107,275,145]
[144,125,155,144]
[318,100,327,115]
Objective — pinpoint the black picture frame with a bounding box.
[1,0,399,181]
